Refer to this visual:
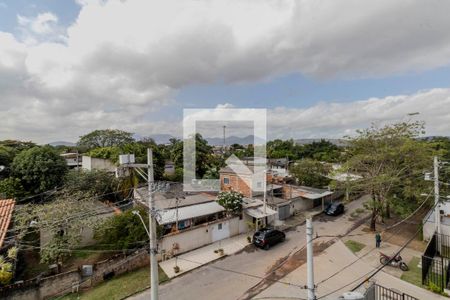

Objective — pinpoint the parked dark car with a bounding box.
[253,228,285,250]
[324,202,345,216]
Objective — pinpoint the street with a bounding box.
[128,197,370,300]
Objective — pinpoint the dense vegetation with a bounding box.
[1,124,449,269]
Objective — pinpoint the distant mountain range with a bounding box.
[145,134,175,144]
[147,134,260,145]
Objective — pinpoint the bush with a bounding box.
[11,146,68,194]
[94,208,163,249]
[217,191,243,215]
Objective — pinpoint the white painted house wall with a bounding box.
[158,216,247,260]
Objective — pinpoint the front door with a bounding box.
[211,221,230,242]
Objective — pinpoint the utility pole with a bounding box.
[434,156,441,237]
[175,197,180,231]
[148,148,159,300]
[119,149,162,300]
[263,169,267,215]
[306,218,316,300]
[223,125,226,154]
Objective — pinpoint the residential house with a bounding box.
[81,155,131,178]
[82,155,116,172]
[60,152,82,169]
[281,184,335,212]
[219,162,338,222]
[0,199,15,251]
[241,197,277,228]
[219,165,276,198]
[423,201,450,241]
[82,156,116,173]
[219,162,286,226]
[164,160,175,176]
[133,188,248,259]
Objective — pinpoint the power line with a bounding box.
[315,198,439,299]
[315,189,433,287]
[175,256,309,292]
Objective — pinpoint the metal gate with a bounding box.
[278,204,290,220]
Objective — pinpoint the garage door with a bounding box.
[278,204,290,220]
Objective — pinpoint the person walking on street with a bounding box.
[375,232,381,248]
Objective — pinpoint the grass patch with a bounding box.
[344,240,366,253]
[401,257,423,287]
[56,266,168,300]
[355,208,365,214]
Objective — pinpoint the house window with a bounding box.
[218,223,222,230]
[223,177,229,184]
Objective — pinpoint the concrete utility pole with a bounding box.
[175,197,181,231]
[148,148,159,300]
[306,218,316,300]
[263,169,267,215]
[223,125,226,153]
[434,156,441,236]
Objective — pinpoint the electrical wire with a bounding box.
[315,198,439,299]
[314,189,433,287]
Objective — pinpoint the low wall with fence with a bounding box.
[422,232,450,292]
[364,283,418,300]
[0,248,149,300]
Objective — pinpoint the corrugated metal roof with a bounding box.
[245,206,277,219]
[156,193,216,210]
[158,201,225,225]
[0,199,15,248]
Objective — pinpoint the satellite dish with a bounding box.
[0,166,5,172]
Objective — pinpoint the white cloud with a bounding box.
[268,88,450,139]
[17,12,58,35]
[1,0,450,143]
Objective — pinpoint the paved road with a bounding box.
[128,197,369,300]
[256,240,445,300]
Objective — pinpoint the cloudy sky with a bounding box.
[1,0,450,143]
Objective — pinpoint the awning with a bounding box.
[158,201,225,225]
[245,206,277,219]
[299,190,334,200]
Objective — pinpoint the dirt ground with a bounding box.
[360,209,428,252]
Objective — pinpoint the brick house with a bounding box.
[219,165,274,198]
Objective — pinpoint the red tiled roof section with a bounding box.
[0,199,15,248]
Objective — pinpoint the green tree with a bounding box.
[195,134,213,178]
[0,140,36,152]
[64,169,120,199]
[86,146,121,162]
[289,158,332,188]
[0,256,13,285]
[267,139,299,160]
[15,192,99,264]
[11,146,68,194]
[216,191,243,215]
[0,177,26,199]
[94,208,152,249]
[0,146,15,170]
[302,140,342,162]
[345,121,432,231]
[78,129,135,150]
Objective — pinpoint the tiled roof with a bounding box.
[0,199,15,248]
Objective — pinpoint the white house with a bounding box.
[423,201,450,241]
